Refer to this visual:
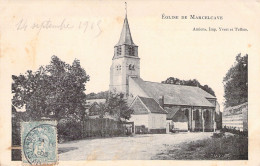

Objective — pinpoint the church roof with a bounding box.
[138,96,168,114]
[173,110,188,122]
[165,107,179,119]
[130,77,215,107]
[165,107,188,122]
[116,16,136,46]
[130,96,168,114]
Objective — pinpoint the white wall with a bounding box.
[128,77,148,98]
[148,113,166,129]
[222,114,244,131]
[110,56,140,94]
[173,122,188,131]
[130,114,149,127]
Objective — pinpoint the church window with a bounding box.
[129,64,132,70]
[116,65,121,71]
[131,47,135,56]
[193,111,196,120]
[117,46,121,55]
[196,110,200,120]
[204,110,210,120]
[128,64,135,70]
[184,109,189,119]
[193,110,199,120]
[127,46,135,56]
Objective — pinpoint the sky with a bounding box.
[1,0,259,111]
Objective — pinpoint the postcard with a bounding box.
[0,0,260,166]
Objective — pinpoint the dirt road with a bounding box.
[58,132,213,160]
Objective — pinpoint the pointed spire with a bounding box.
[125,2,127,18]
[116,3,136,46]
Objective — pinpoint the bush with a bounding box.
[203,135,248,159]
[221,127,248,137]
[58,120,83,143]
[158,134,248,160]
[212,132,224,138]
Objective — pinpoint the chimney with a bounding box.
[159,95,164,108]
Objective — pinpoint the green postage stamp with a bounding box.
[21,121,58,165]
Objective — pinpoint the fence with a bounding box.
[83,118,133,138]
[222,102,248,132]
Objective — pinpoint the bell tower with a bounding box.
[109,5,140,95]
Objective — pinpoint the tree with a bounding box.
[86,91,109,100]
[162,77,216,96]
[223,54,248,107]
[12,55,90,121]
[104,93,133,121]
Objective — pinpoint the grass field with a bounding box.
[153,133,248,160]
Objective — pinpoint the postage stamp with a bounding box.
[21,121,58,165]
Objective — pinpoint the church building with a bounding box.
[109,12,217,134]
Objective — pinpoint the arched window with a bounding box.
[129,64,132,70]
[196,110,200,120]
[184,109,189,119]
[117,46,121,55]
[127,46,135,56]
[193,110,199,120]
[128,64,135,70]
[204,110,210,120]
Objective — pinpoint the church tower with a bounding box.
[109,10,140,95]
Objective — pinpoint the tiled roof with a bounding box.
[130,96,149,114]
[130,77,215,107]
[138,96,168,114]
[130,96,168,114]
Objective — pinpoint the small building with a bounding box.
[222,102,248,132]
[129,96,168,134]
[85,99,106,117]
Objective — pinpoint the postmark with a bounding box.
[21,121,58,165]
